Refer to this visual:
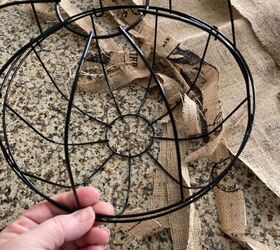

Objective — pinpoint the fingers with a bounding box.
[18,207,95,249]
[23,187,101,224]
[9,204,114,250]
[2,216,35,233]
[6,188,114,236]
[75,227,110,247]
[75,202,114,248]
[93,201,115,217]
[53,187,101,209]
[93,201,115,225]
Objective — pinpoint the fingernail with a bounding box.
[73,207,94,222]
[102,227,110,237]
[95,246,105,250]
[106,201,113,207]
[95,188,101,196]
[108,202,115,214]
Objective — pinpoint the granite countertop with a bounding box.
[0,2,279,250]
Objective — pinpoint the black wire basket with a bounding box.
[0,0,255,223]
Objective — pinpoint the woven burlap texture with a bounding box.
[231,0,280,68]
[154,0,280,198]
[24,0,280,249]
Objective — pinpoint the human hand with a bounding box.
[0,187,114,250]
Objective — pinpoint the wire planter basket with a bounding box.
[0,0,255,223]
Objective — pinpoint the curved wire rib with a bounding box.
[0,52,24,96]
[90,15,123,117]
[31,46,109,127]
[1,46,106,148]
[117,157,132,215]
[6,104,107,146]
[1,48,78,214]
[2,49,34,165]
[64,32,94,208]
[119,26,185,201]
[155,97,248,141]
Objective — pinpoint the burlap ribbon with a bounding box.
[211,141,277,250]
[23,0,280,249]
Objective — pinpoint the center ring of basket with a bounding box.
[105,114,155,158]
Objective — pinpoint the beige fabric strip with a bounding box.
[212,140,277,250]
[22,0,280,249]
[231,0,280,67]
[175,14,280,198]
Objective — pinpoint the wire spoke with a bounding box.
[94,0,104,17]
[227,0,236,48]
[64,32,94,208]
[155,97,248,141]
[136,11,159,115]
[90,15,123,117]
[31,3,43,34]
[151,101,181,125]
[168,0,172,10]
[6,104,107,146]
[186,32,212,95]
[22,171,71,188]
[147,151,206,189]
[119,26,184,201]
[31,45,109,127]
[82,152,115,183]
[146,151,186,187]
[22,152,115,188]
[118,156,132,215]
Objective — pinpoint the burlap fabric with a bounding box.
[150,0,280,199]
[23,0,280,249]
[231,0,280,68]
[211,140,277,250]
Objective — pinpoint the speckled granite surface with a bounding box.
[0,3,279,250]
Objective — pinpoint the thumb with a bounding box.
[20,207,95,249]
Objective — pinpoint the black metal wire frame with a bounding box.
[0,3,255,223]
